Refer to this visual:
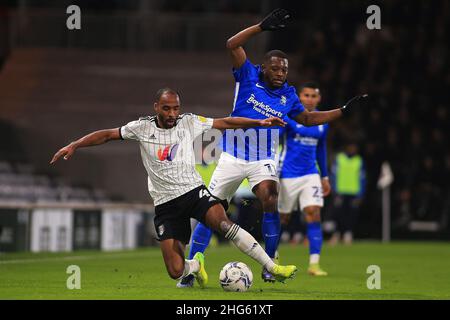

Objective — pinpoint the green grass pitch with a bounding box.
[1,242,449,300]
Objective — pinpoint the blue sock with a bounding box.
[188,222,213,259]
[307,222,323,256]
[262,212,281,258]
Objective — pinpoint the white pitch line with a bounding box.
[0,251,152,265]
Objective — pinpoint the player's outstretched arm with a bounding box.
[213,117,286,130]
[294,109,343,127]
[226,8,291,68]
[50,128,121,164]
[294,94,368,126]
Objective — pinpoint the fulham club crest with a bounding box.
[158,225,165,237]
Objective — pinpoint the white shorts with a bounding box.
[208,152,279,203]
[278,174,323,213]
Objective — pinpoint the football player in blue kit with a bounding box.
[178,8,367,287]
[279,82,330,276]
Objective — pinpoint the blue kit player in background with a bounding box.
[278,82,331,276]
[178,8,368,287]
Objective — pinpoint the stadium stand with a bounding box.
[0,48,246,202]
[280,0,450,238]
[0,0,448,240]
[0,119,112,204]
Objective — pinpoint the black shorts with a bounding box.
[154,185,221,244]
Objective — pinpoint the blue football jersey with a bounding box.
[280,117,329,178]
[222,59,305,161]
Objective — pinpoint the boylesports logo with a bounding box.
[246,94,284,118]
[157,144,179,161]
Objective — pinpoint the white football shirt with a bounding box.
[120,113,214,206]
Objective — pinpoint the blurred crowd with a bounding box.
[157,0,450,235]
[0,0,448,238]
[282,0,449,235]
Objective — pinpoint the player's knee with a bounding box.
[303,206,321,222]
[261,192,278,212]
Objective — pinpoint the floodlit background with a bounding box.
[0,0,449,254]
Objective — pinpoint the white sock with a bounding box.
[177,259,200,280]
[225,224,276,272]
[310,254,320,265]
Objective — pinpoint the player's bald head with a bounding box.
[155,88,180,103]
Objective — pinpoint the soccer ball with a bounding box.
[219,261,253,292]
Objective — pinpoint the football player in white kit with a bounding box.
[50,88,298,287]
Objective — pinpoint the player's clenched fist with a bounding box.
[322,178,331,197]
[259,8,292,31]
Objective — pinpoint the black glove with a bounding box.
[259,8,292,31]
[340,94,369,116]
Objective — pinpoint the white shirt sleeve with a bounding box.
[120,119,146,141]
[184,114,214,139]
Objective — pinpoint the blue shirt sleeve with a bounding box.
[287,91,305,119]
[285,118,298,132]
[316,125,329,178]
[232,59,259,82]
